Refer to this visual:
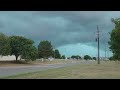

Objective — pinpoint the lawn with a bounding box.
[3,61,120,79]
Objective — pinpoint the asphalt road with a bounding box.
[0,60,95,78]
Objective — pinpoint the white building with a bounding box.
[0,55,21,61]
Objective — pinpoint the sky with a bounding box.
[0,11,120,57]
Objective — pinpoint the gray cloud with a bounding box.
[0,11,119,52]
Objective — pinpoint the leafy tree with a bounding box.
[54,49,61,59]
[0,33,37,61]
[21,45,38,61]
[108,18,120,60]
[76,55,81,59]
[38,40,54,59]
[0,33,10,56]
[93,57,96,60]
[61,55,65,59]
[71,55,81,60]
[71,55,76,59]
[84,55,92,60]
[109,56,114,61]
[9,36,35,61]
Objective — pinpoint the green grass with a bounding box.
[3,61,120,79]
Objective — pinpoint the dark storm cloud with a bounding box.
[0,11,120,50]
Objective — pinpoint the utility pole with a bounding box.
[105,42,106,60]
[97,25,100,64]
[53,46,55,59]
[107,47,109,59]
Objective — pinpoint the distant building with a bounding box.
[0,55,21,61]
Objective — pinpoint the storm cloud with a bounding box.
[0,11,120,57]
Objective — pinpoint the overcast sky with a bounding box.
[0,11,119,57]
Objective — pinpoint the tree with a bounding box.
[61,55,65,59]
[84,55,92,60]
[22,46,38,61]
[71,55,81,60]
[54,49,61,59]
[0,33,10,56]
[38,40,54,59]
[71,55,75,59]
[9,36,35,61]
[0,33,37,61]
[108,18,120,60]
[93,57,96,60]
[109,56,114,61]
[76,55,81,60]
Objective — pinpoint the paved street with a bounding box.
[0,60,95,78]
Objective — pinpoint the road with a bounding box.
[0,60,95,78]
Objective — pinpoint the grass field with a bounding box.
[3,61,120,79]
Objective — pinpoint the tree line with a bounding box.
[0,33,65,61]
[70,55,96,60]
[0,33,97,61]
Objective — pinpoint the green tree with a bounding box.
[0,33,37,61]
[0,33,10,56]
[93,57,96,60]
[76,55,81,59]
[61,55,65,59]
[109,18,120,60]
[84,55,92,60]
[54,49,61,59]
[38,40,54,59]
[109,56,114,61]
[22,46,38,61]
[9,36,35,61]
[71,55,81,60]
[71,55,76,59]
